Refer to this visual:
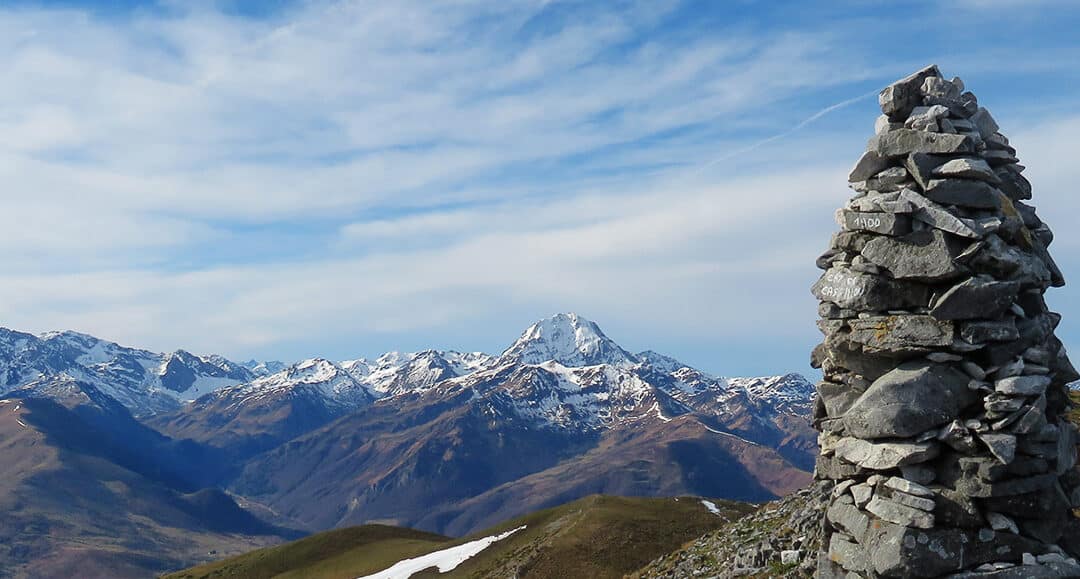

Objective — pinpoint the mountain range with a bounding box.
[0,313,816,577]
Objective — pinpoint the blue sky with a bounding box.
[1,0,1079,377]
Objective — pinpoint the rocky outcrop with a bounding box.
[634,482,828,578]
[811,66,1080,578]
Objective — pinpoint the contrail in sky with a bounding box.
[682,88,881,178]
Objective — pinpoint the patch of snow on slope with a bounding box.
[702,423,761,447]
[652,402,671,423]
[701,500,721,516]
[356,526,526,579]
[168,376,247,403]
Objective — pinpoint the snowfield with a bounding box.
[356,526,526,579]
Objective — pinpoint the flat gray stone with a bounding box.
[906,104,949,131]
[899,189,982,238]
[851,483,874,508]
[983,149,1020,166]
[995,357,1025,378]
[1057,424,1077,474]
[958,471,1057,498]
[849,150,892,182]
[844,361,978,439]
[961,361,987,379]
[861,228,968,281]
[933,157,1001,183]
[997,168,1032,201]
[1009,405,1046,434]
[867,495,935,528]
[930,276,1022,320]
[812,267,930,311]
[924,179,1003,209]
[875,114,902,134]
[869,129,975,157]
[828,499,872,544]
[971,107,1000,140]
[890,489,936,511]
[960,319,1019,343]
[829,534,869,573]
[842,210,912,236]
[922,76,961,100]
[879,64,942,118]
[870,166,911,187]
[900,464,937,485]
[978,432,1017,464]
[816,380,863,418]
[883,476,934,497]
[947,562,1080,578]
[833,437,940,470]
[905,153,949,189]
[849,190,902,212]
[846,315,954,354]
[995,375,1051,396]
[988,511,1020,534]
[868,522,1047,577]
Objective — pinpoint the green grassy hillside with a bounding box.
[162,525,450,579]
[165,494,754,579]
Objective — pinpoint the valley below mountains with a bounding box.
[0,313,816,578]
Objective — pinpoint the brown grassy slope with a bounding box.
[420,494,755,579]
[391,416,808,537]
[165,494,754,579]
[0,399,284,579]
[161,525,450,579]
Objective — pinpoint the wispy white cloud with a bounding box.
[0,161,844,354]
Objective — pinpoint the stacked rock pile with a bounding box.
[810,65,1080,578]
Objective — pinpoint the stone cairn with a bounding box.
[810,65,1080,578]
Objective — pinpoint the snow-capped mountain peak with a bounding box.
[342,349,496,397]
[289,358,343,381]
[636,350,692,374]
[222,358,373,408]
[500,313,637,367]
[243,359,288,377]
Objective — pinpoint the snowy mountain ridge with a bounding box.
[0,315,813,429]
[213,358,374,411]
[317,313,817,434]
[0,328,255,416]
